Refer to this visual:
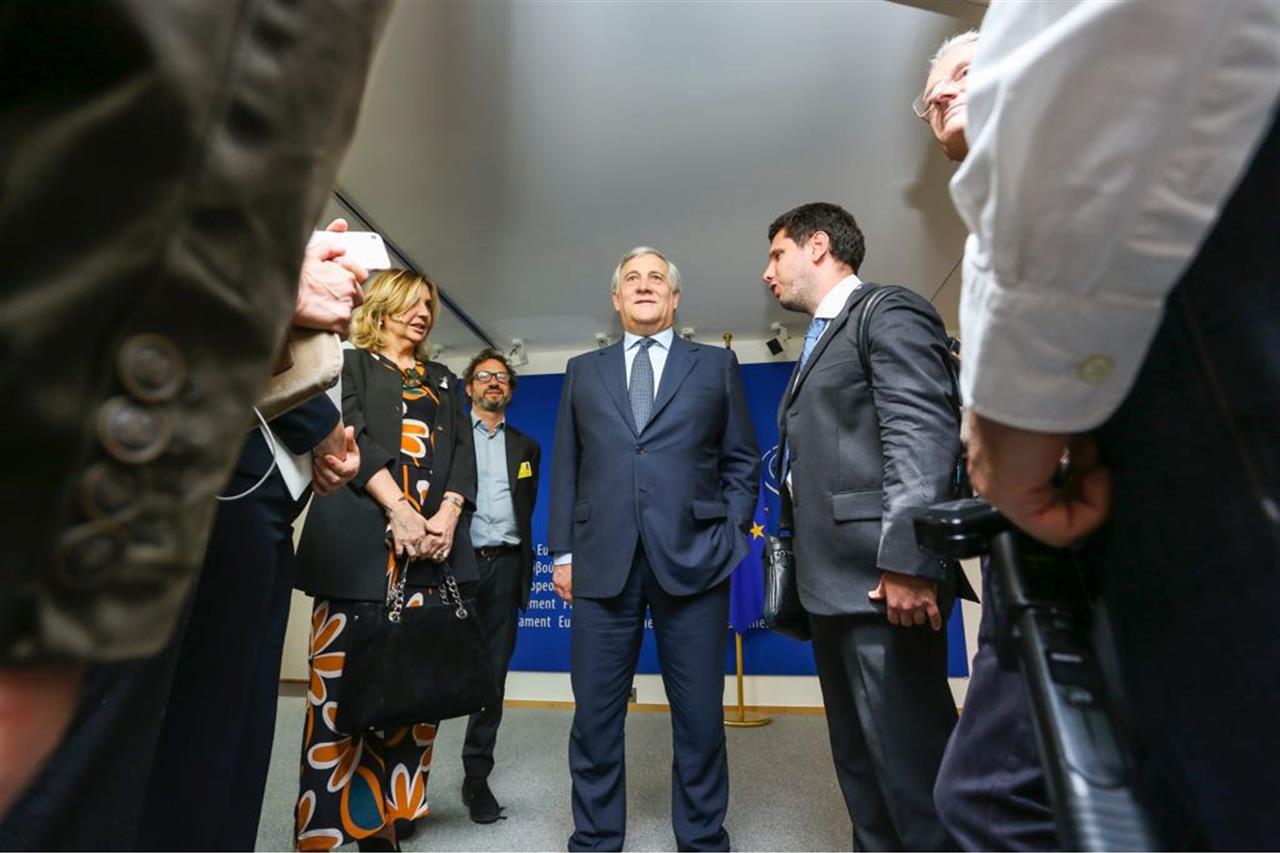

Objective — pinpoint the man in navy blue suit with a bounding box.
[549,246,759,852]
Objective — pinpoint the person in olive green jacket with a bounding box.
[0,0,390,827]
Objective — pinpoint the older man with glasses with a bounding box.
[912,30,1059,853]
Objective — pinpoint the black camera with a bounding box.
[915,499,1157,851]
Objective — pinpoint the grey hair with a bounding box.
[928,30,979,72]
[610,246,682,294]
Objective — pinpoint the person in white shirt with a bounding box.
[950,2,1280,847]
[914,31,1059,852]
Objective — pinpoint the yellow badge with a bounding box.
[518,460,533,479]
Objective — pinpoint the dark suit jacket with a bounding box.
[477,419,541,608]
[295,348,478,601]
[237,393,339,478]
[549,335,760,599]
[778,284,972,617]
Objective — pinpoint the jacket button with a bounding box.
[98,397,172,464]
[56,521,126,588]
[635,445,644,454]
[118,334,186,402]
[80,463,145,518]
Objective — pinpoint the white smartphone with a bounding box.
[310,229,393,271]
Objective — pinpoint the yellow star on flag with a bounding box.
[750,522,765,540]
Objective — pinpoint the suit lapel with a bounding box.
[646,336,697,431]
[788,286,873,402]
[505,425,521,491]
[593,342,638,436]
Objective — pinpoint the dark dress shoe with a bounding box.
[393,818,417,841]
[461,777,505,824]
[356,835,400,852]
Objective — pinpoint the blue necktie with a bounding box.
[797,316,829,376]
[630,338,655,431]
[782,317,830,485]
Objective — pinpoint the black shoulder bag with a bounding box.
[762,488,809,641]
[335,554,499,734]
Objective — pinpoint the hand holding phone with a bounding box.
[309,229,392,271]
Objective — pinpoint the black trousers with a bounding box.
[459,548,523,781]
[933,563,1056,851]
[0,640,184,849]
[809,612,958,852]
[137,470,307,850]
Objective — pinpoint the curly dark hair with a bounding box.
[463,347,518,389]
[767,202,866,273]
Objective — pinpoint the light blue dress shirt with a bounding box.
[623,325,674,397]
[469,412,521,549]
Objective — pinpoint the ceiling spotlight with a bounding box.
[766,322,791,356]
[594,332,611,349]
[507,337,529,367]
[680,327,696,341]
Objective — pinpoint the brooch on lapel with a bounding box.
[439,375,450,391]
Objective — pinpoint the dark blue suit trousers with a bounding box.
[568,546,731,852]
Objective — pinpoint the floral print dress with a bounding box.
[295,357,443,850]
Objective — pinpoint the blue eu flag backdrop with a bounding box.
[507,362,968,678]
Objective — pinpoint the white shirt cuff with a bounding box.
[959,244,1166,433]
[553,552,573,566]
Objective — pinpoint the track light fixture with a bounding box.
[507,338,529,367]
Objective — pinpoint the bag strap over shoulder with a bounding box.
[854,284,902,390]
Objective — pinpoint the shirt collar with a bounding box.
[623,325,675,351]
[471,410,505,434]
[813,273,864,320]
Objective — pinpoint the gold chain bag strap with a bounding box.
[335,552,499,734]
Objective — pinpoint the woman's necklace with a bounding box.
[377,350,424,386]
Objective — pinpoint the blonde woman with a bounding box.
[294,269,477,851]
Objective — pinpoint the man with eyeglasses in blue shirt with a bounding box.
[454,348,541,826]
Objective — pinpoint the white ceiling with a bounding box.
[329,0,983,364]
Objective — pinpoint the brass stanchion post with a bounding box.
[724,633,770,727]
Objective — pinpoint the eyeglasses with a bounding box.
[912,63,969,119]
[473,370,510,384]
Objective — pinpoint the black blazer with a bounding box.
[295,348,478,601]
[492,421,541,608]
[777,283,975,617]
[237,393,339,478]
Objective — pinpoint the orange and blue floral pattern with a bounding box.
[294,357,443,850]
[295,597,439,849]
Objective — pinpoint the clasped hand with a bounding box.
[387,500,460,563]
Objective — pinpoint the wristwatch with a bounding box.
[442,493,464,509]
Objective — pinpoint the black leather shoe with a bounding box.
[394,818,417,841]
[461,777,505,824]
[356,836,400,852]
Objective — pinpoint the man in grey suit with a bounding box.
[762,202,969,851]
